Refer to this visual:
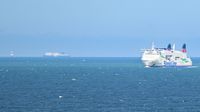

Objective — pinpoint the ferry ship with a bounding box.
[43,52,70,57]
[141,43,192,67]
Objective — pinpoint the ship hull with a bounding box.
[142,60,163,67]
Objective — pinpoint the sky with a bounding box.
[0,0,200,57]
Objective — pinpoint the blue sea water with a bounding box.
[0,57,200,112]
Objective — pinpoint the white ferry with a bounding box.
[141,43,192,67]
[44,52,70,57]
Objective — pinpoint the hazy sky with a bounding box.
[0,0,200,57]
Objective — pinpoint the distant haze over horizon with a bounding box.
[0,0,200,57]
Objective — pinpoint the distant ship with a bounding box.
[43,52,70,57]
[141,43,192,67]
[10,51,15,57]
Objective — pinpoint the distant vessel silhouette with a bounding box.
[43,52,70,57]
[10,51,15,57]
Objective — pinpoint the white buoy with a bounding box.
[59,96,63,99]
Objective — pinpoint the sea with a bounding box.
[0,57,200,112]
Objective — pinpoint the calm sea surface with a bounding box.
[0,57,200,112]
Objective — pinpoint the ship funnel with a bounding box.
[167,44,172,50]
[182,43,187,53]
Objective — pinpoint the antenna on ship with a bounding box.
[182,43,187,53]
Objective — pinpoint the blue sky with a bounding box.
[0,0,200,57]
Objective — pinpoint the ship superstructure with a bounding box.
[141,43,192,67]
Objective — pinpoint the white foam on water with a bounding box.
[98,67,102,70]
[119,99,124,102]
[163,97,168,100]
[59,96,63,99]
[186,66,199,68]
[114,73,120,76]
[139,80,147,82]
[72,78,77,81]
[82,59,86,62]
